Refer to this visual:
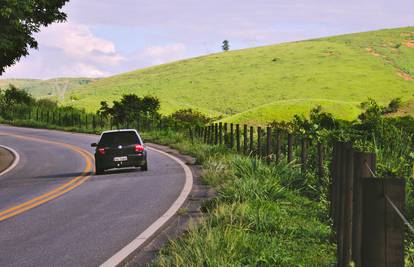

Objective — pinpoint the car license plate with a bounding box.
[113,156,127,162]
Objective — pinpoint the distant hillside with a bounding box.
[0,78,98,101]
[48,28,414,123]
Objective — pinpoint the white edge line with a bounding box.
[0,145,20,177]
[100,146,194,267]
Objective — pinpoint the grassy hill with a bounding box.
[62,27,413,123]
[0,78,98,101]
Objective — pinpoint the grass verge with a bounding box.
[143,130,335,266]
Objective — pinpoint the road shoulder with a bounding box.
[124,143,216,267]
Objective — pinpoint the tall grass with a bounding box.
[145,131,335,267]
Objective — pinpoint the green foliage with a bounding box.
[97,94,160,126]
[386,98,402,113]
[143,132,335,266]
[36,98,58,110]
[222,40,230,51]
[1,84,35,106]
[0,0,69,74]
[170,108,211,127]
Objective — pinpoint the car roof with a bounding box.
[101,129,138,135]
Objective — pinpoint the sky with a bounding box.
[2,0,414,79]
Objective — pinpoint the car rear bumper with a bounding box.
[96,154,146,169]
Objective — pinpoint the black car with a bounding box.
[91,129,148,175]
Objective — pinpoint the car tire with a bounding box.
[141,162,148,171]
[95,162,104,175]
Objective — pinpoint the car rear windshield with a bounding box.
[99,131,141,147]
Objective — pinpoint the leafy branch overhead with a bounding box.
[0,0,69,74]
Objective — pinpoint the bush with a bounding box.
[171,108,211,127]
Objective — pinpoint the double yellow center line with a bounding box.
[0,133,94,222]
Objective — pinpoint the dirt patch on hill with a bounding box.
[401,32,414,37]
[366,47,380,57]
[404,40,414,48]
[397,70,413,81]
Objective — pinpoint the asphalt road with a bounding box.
[0,125,187,267]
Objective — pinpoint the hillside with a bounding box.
[60,27,414,123]
[0,78,98,101]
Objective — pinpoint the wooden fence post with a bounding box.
[249,126,254,153]
[208,125,212,144]
[219,122,223,145]
[230,123,234,149]
[352,152,376,267]
[361,178,405,267]
[236,124,241,153]
[189,127,194,144]
[330,141,342,230]
[287,133,293,163]
[317,142,324,178]
[301,137,308,173]
[204,126,208,144]
[243,125,248,155]
[214,123,218,145]
[275,130,281,162]
[224,123,228,145]
[211,125,215,144]
[266,127,271,160]
[257,127,262,156]
[340,143,354,267]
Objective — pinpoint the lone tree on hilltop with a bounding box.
[222,40,230,51]
[0,0,69,75]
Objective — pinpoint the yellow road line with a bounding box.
[0,132,94,222]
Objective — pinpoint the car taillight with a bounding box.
[98,148,106,155]
[135,144,145,152]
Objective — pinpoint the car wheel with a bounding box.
[141,162,148,171]
[95,162,105,175]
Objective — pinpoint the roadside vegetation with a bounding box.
[144,131,336,266]
[143,98,414,266]
[2,84,414,265]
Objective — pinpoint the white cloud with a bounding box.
[2,22,124,79]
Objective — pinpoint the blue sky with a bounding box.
[2,0,413,79]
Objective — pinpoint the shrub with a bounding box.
[171,108,211,127]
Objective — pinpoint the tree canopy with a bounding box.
[222,40,230,51]
[0,0,69,74]
[98,94,160,126]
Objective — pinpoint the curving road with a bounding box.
[0,125,189,267]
